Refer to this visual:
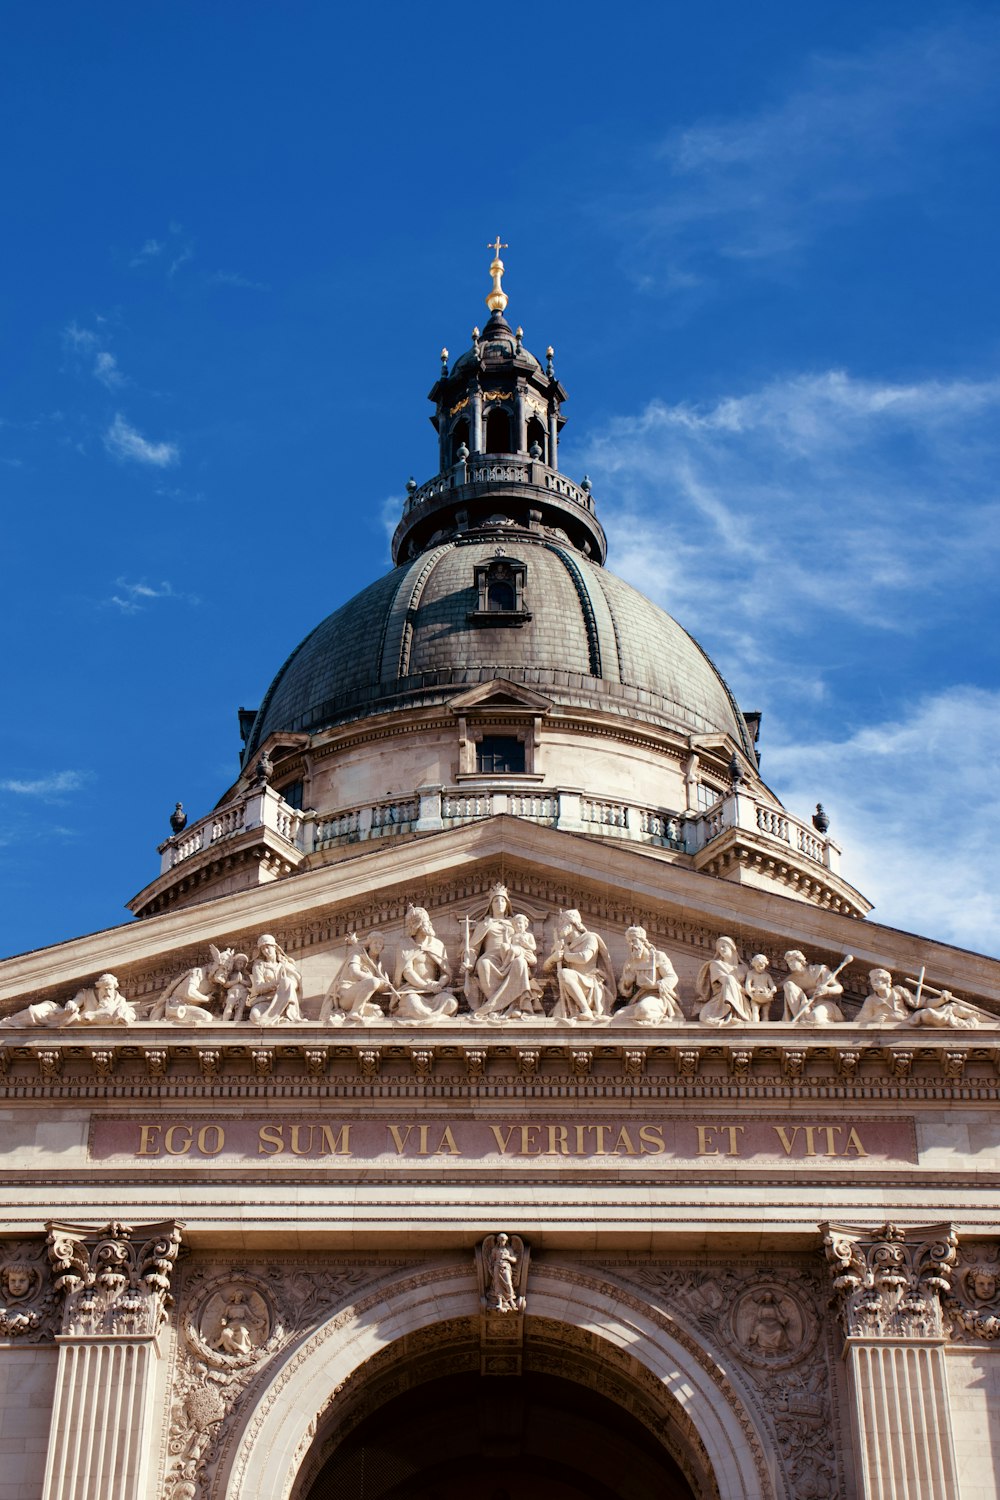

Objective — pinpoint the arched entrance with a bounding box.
[301,1368,696,1499]
[216,1263,773,1500]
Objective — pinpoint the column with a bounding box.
[548,402,559,470]
[471,388,483,454]
[823,1221,960,1500]
[42,1221,182,1500]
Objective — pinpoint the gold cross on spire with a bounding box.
[486,236,509,314]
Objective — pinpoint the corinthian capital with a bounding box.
[46,1219,182,1337]
[822,1221,957,1339]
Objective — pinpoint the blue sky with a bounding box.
[2,3,998,959]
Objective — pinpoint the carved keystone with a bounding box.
[475,1232,530,1376]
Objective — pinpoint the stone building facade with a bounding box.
[1,250,999,1500]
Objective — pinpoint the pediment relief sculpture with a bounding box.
[187,1278,277,1368]
[1,898,996,1032]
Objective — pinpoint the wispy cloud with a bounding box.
[63,322,128,390]
[106,578,198,614]
[206,269,268,291]
[129,237,163,267]
[766,687,1000,956]
[103,412,178,467]
[0,771,87,797]
[584,367,1000,693]
[610,21,1000,287]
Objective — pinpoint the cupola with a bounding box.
[391,241,607,565]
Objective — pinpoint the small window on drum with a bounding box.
[487,578,515,612]
[476,735,525,775]
[278,779,304,810]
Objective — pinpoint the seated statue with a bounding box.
[614,926,684,1025]
[326,933,393,1024]
[148,944,235,1024]
[856,968,912,1025]
[781,950,846,1026]
[857,967,985,1028]
[392,906,459,1024]
[545,910,615,1023]
[463,885,541,1020]
[697,937,754,1025]
[248,935,303,1025]
[0,972,135,1029]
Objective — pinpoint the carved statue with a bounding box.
[392,906,460,1024]
[744,1290,791,1353]
[220,953,251,1023]
[149,945,236,1024]
[463,885,541,1020]
[697,937,753,1025]
[1,973,136,1029]
[781,951,850,1026]
[900,974,984,1029]
[248,935,303,1026]
[856,968,913,1025]
[614,926,684,1025]
[196,1283,270,1360]
[487,1232,520,1312]
[327,933,393,1023]
[0,1263,45,1338]
[745,954,777,1021]
[545,910,615,1023]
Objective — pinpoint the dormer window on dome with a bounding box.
[468,556,531,626]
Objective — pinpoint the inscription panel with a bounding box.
[89,1114,917,1168]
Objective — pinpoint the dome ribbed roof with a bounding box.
[245,536,753,759]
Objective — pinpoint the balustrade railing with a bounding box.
[160,780,837,878]
[403,459,595,517]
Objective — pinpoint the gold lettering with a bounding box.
[575,1124,588,1154]
[520,1124,542,1155]
[723,1125,744,1155]
[819,1125,840,1156]
[320,1125,352,1155]
[197,1124,224,1156]
[592,1124,611,1155]
[774,1125,801,1155]
[258,1123,285,1155]
[843,1127,868,1156]
[613,1127,639,1156]
[638,1124,665,1155]
[164,1125,192,1156]
[547,1124,570,1155]
[388,1125,413,1154]
[435,1126,461,1155]
[696,1124,743,1156]
[136,1123,161,1156]
[489,1125,517,1154]
[289,1124,315,1156]
[696,1125,721,1156]
[801,1126,819,1157]
[417,1124,431,1155]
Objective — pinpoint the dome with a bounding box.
[244,533,755,759]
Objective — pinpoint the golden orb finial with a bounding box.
[486,235,509,314]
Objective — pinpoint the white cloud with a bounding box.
[93,351,124,389]
[766,687,1000,957]
[129,237,164,267]
[63,322,98,351]
[107,578,198,614]
[583,368,1000,691]
[103,413,178,467]
[0,771,87,797]
[207,269,267,291]
[612,21,1000,284]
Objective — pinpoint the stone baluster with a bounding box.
[822,1221,960,1500]
[42,1221,181,1500]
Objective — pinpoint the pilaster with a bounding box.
[823,1220,960,1500]
[41,1221,182,1500]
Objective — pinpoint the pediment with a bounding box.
[448,679,553,714]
